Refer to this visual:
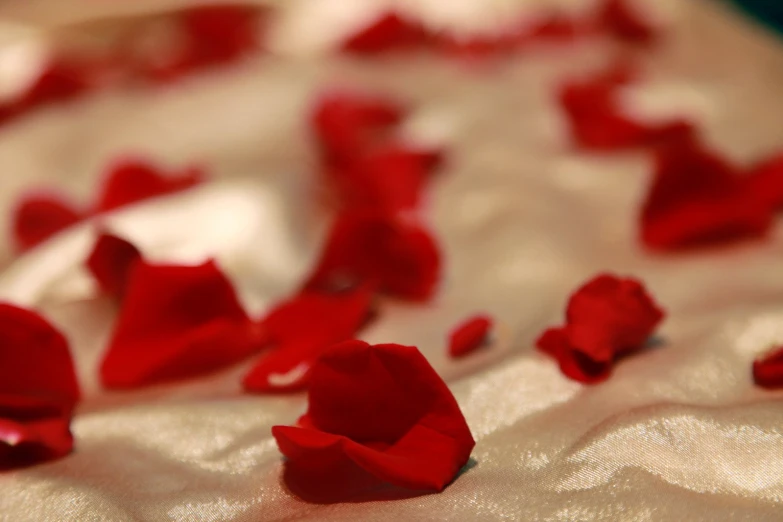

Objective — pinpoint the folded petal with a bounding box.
[536,274,664,383]
[273,341,474,495]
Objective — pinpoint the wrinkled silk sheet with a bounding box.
[2,0,783,520]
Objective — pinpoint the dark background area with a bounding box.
[732,0,783,33]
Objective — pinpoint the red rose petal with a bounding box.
[753,347,783,389]
[0,303,80,468]
[640,138,771,250]
[328,144,442,213]
[243,285,376,393]
[448,315,493,358]
[559,66,694,151]
[12,195,84,251]
[181,5,261,66]
[312,91,405,166]
[0,60,92,127]
[598,0,657,44]
[536,327,613,383]
[342,12,432,54]
[101,259,259,388]
[304,210,441,301]
[94,158,203,213]
[86,233,143,299]
[746,154,783,213]
[140,5,262,82]
[537,274,664,383]
[272,341,475,495]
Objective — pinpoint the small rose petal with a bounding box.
[94,158,203,213]
[640,138,771,250]
[537,274,664,383]
[328,144,442,212]
[312,91,405,166]
[559,66,694,151]
[342,12,431,54]
[305,210,440,301]
[86,233,143,299]
[598,0,657,44]
[12,195,84,251]
[448,315,493,358]
[101,259,258,388]
[243,285,375,393]
[753,347,783,389]
[0,303,80,468]
[272,341,475,495]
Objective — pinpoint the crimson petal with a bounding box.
[537,274,664,383]
[0,303,80,468]
[12,195,84,251]
[243,285,376,393]
[272,341,475,495]
[328,144,442,212]
[304,210,441,301]
[312,92,405,166]
[94,158,203,213]
[746,154,783,213]
[559,67,694,151]
[753,347,783,389]
[342,12,431,54]
[640,138,771,250]
[101,260,258,388]
[598,0,657,44]
[448,315,493,358]
[86,233,143,299]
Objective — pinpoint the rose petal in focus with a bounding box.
[536,273,664,383]
[272,341,475,498]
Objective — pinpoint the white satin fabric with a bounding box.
[1,1,783,520]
